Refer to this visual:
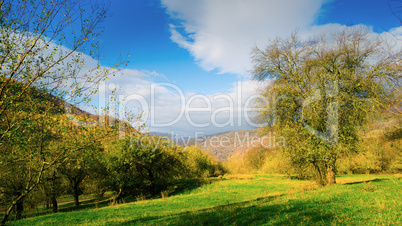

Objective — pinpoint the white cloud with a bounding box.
[162,0,326,75]
[102,74,266,136]
[301,23,402,62]
[119,69,168,80]
[81,62,265,136]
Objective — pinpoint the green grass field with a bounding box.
[8,174,402,225]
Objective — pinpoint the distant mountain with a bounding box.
[148,132,192,144]
[148,132,171,137]
[183,129,279,161]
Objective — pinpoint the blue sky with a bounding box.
[99,0,238,94]
[78,0,402,137]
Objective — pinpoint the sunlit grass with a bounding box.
[10,174,402,225]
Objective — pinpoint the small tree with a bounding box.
[244,147,267,171]
[41,169,64,213]
[58,144,104,207]
[0,0,118,224]
[252,27,397,185]
[105,134,187,203]
[184,146,226,178]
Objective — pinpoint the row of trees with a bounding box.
[1,125,226,221]
[104,137,226,204]
[0,1,228,224]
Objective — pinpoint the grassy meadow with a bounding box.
[7,174,402,225]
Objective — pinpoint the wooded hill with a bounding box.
[0,79,227,224]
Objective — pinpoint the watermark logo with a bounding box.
[155,131,286,150]
[63,79,338,147]
[302,81,339,145]
[63,81,266,137]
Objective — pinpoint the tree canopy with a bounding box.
[252,27,399,185]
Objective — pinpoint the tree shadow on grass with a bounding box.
[163,178,217,197]
[116,194,334,225]
[111,178,213,204]
[8,178,211,223]
[342,178,390,185]
[10,195,114,221]
[56,195,113,212]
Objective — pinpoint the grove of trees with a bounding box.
[0,1,227,224]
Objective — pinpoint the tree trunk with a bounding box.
[15,200,23,220]
[148,170,156,195]
[312,161,327,187]
[1,197,26,225]
[68,175,83,207]
[51,195,58,213]
[46,198,50,209]
[1,164,44,225]
[1,205,13,226]
[73,184,80,207]
[51,170,58,213]
[113,187,123,204]
[326,164,336,185]
[150,180,155,195]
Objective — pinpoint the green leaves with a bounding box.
[252,27,396,185]
[0,1,117,223]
